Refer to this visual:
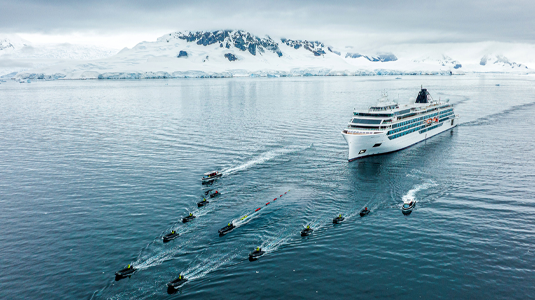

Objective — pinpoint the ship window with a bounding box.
[359,149,366,154]
[373,143,382,147]
[395,109,411,116]
[355,113,393,117]
[352,118,382,124]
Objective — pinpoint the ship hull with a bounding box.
[343,119,457,161]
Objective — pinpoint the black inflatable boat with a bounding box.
[360,207,370,217]
[218,223,235,236]
[301,226,314,236]
[248,247,265,261]
[115,265,136,280]
[163,231,179,243]
[197,199,209,207]
[182,214,196,223]
[167,275,188,289]
[202,171,222,184]
[333,215,345,224]
[209,190,220,198]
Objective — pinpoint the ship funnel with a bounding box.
[415,88,430,104]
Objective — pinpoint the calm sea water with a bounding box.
[1,75,534,300]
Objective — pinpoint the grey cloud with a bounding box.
[1,0,534,45]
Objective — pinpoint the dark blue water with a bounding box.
[1,75,534,299]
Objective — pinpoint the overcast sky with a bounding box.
[1,0,534,49]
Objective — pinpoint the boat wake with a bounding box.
[222,144,313,175]
[127,190,289,277]
[132,205,221,270]
[246,191,314,258]
[133,233,199,270]
[232,211,260,227]
[92,250,241,300]
[260,226,298,254]
[402,180,438,204]
[161,194,291,288]
[130,189,238,270]
[461,101,535,127]
[183,249,240,281]
[443,95,470,106]
[231,205,270,229]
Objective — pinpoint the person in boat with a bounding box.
[203,198,206,201]
[256,247,260,251]
[128,264,131,269]
[179,275,182,279]
[189,213,192,217]
[171,231,175,234]
[339,214,342,218]
[307,225,310,229]
[228,223,231,227]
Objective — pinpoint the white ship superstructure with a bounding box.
[342,88,458,161]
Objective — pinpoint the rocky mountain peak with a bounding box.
[160,30,282,57]
[480,54,528,69]
[281,38,326,56]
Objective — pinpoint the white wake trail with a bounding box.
[222,144,312,175]
[260,227,296,253]
[183,250,240,281]
[402,180,438,203]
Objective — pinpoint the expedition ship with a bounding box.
[342,88,458,161]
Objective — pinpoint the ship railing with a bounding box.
[344,130,384,135]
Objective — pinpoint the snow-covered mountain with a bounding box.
[479,54,528,70]
[7,30,533,80]
[3,43,117,60]
[0,35,30,53]
[0,34,118,77]
[345,52,398,62]
[413,55,463,69]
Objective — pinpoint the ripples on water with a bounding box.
[0,75,534,299]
